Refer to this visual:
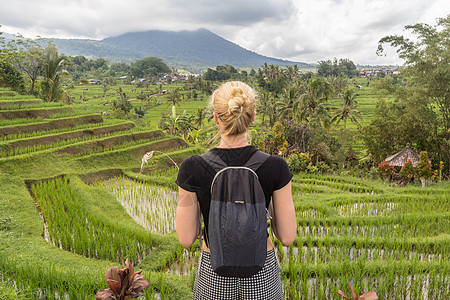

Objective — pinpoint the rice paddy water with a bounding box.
[93,176,178,235]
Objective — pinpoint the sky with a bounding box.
[1,0,449,65]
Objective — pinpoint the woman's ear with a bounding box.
[213,112,220,126]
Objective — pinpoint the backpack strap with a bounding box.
[199,151,226,248]
[200,151,228,172]
[200,151,227,172]
[244,150,270,171]
[201,150,270,172]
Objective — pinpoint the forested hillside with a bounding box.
[48,29,305,72]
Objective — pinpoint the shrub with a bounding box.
[399,159,415,182]
[416,151,432,179]
[134,106,146,118]
[306,163,319,174]
[317,161,330,175]
[417,151,432,187]
[377,161,396,181]
[95,259,149,300]
[287,152,312,173]
[286,153,301,173]
[252,122,287,155]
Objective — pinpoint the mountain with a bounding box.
[0,32,17,41]
[47,29,306,72]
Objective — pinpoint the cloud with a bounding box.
[230,0,449,64]
[1,0,292,38]
[1,0,448,64]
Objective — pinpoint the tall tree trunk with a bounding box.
[30,80,35,95]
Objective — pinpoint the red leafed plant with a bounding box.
[95,258,150,300]
[377,161,396,181]
[338,282,378,300]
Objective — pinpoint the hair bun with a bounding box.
[228,87,247,114]
[210,81,256,136]
[231,87,244,98]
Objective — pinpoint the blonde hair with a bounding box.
[210,81,257,136]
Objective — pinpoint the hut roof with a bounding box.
[385,143,420,167]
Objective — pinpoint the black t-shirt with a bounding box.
[176,145,293,245]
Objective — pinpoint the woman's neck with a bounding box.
[218,132,249,149]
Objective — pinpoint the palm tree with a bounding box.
[102,84,109,98]
[299,77,333,130]
[285,65,300,81]
[331,88,364,130]
[257,90,275,127]
[167,87,183,107]
[194,107,207,129]
[275,86,300,123]
[328,73,349,97]
[41,44,68,102]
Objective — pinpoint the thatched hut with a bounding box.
[385,143,420,167]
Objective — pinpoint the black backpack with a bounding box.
[200,150,270,278]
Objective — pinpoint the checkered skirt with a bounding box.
[193,249,283,300]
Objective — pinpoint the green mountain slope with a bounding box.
[48,29,306,70]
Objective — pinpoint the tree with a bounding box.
[275,86,300,123]
[257,90,276,127]
[102,84,109,98]
[299,77,333,131]
[194,107,207,129]
[110,61,130,74]
[377,15,450,171]
[0,59,26,93]
[256,63,287,96]
[203,65,238,81]
[1,33,45,95]
[361,97,439,164]
[328,73,349,97]
[40,44,68,102]
[166,87,183,107]
[113,87,132,114]
[399,159,415,183]
[317,58,357,77]
[331,88,363,130]
[285,65,301,81]
[317,60,334,77]
[130,57,170,78]
[416,151,432,187]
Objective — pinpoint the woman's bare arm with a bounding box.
[176,187,201,248]
[271,181,296,246]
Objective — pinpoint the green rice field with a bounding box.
[0,84,448,299]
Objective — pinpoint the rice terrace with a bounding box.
[0,15,449,300]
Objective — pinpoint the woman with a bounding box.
[176,81,296,299]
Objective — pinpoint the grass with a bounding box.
[0,152,196,299]
[0,85,448,299]
[0,123,137,157]
[0,88,199,297]
[0,119,131,142]
[0,101,62,111]
[279,173,450,299]
[0,278,27,299]
[71,83,210,129]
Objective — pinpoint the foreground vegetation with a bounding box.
[0,83,448,299]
